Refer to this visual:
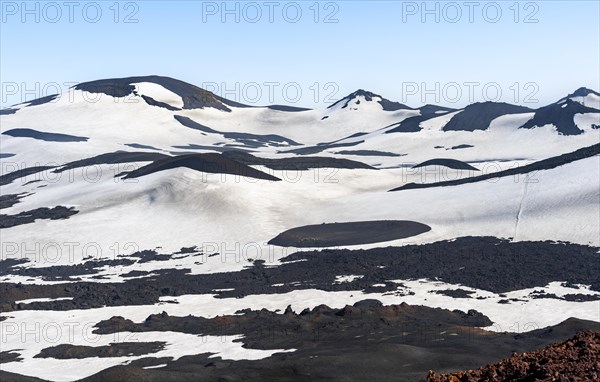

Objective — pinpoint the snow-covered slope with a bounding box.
[1,76,599,382]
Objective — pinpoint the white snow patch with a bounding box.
[334,275,364,284]
[133,82,184,109]
[15,297,74,304]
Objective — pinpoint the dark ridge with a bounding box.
[35,342,166,359]
[334,132,369,141]
[174,115,300,147]
[123,153,281,181]
[412,159,479,171]
[0,250,192,282]
[75,80,135,98]
[378,97,413,111]
[174,115,224,134]
[0,370,46,381]
[327,89,412,111]
[74,75,249,112]
[0,166,55,186]
[390,143,600,191]
[385,115,429,133]
[434,289,475,298]
[0,193,29,210]
[443,102,533,131]
[0,350,23,362]
[0,153,15,158]
[519,99,599,135]
[2,128,88,142]
[0,108,18,115]
[557,87,600,102]
[419,104,456,115]
[221,150,375,170]
[56,318,597,382]
[335,150,404,157]
[327,89,375,109]
[170,145,254,154]
[562,294,600,302]
[281,141,364,155]
[1,95,59,114]
[125,143,162,150]
[141,95,181,111]
[175,246,199,254]
[93,302,492,339]
[0,350,23,364]
[0,257,137,280]
[268,220,431,247]
[0,206,78,229]
[23,94,59,107]
[267,105,311,112]
[450,144,474,150]
[54,151,170,173]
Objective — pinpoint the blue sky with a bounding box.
[1,0,599,108]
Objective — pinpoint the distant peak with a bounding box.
[328,89,411,111]
[556,87,600,106]
[567,87,600,98]
[347,89,380,99]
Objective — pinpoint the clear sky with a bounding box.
[1,0,599,108]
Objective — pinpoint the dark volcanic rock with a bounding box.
[335,150,403,157]
[385,115,429,133]
[22,94,59,107]
[434,289,475,298]
[125,143,162,150]
[54,151,170,173]
[267,105,311,112]
[327,89,412,111]
[391,143,600,191]
[0,165,56,186]
[122,153,281,181]
[281,140,365,155]
[443,102,533,131]
[93,302,493,343]
[0,193,30,210]
[174,115,300,147]
[412,159,479,171]
[0,108,18,115]
[35,342,166,359]
[0,371,46,381]
[141,94,181,111]
[76,314,597,382]
[2,128,88,142]
[427,330,600,382]
[0,206,78,229]
[75,75,248,112]
[1,237,598,312]
[450,144,474,150]
[0,350,23,363]
[520,98,599,135]
[222,150,375,170]
[268,220,431,247]
[419,104,456,115]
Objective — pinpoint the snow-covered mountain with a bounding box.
[1,75,598,248]
[1,76,599,381]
